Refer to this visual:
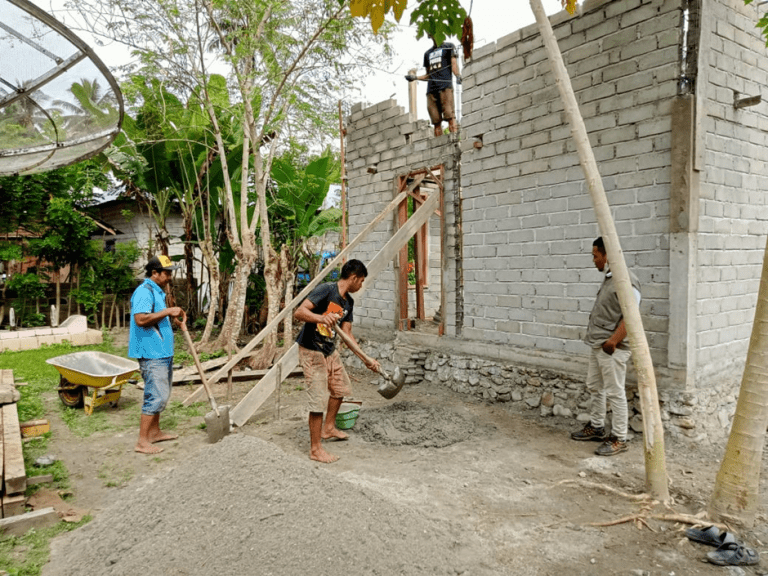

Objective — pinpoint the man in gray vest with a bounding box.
[571,237,641,456]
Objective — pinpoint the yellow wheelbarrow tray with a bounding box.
[46,351,139,415]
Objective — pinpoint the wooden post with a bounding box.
[339,100,348,258]
[408,68,418,121]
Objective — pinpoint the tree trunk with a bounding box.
[282,246,295,346]
[530,0,669,500]
[249,245,282,369]
[708,235,768,527]
[213,249,255,352]
[183,213,198,320]
[54,275,60,327]
[196,237,220,351]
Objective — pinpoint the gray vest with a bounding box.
[584,270,641,348]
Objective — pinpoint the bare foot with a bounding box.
[149,432,178,444]
[321,428,349,441]
[310,447,339,463]
[135,443,163,454]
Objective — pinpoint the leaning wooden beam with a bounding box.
[230,343,300,426]
[355,188,440,299]
[228,189,441,426]
[182,172,427,406]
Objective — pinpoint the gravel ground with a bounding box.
[44,434,495,576]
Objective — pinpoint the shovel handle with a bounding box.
[178,311,220,416]
[332,323,387,376]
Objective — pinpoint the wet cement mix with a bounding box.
[44,433,496,576]
[355,401,493,448]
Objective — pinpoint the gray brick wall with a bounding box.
[345,101,461,335]
[460,0,680,367]
[345,0,766,394]
[695,0,768,383]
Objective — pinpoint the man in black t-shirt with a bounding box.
[406,35,461,137]
[294,259,381,463]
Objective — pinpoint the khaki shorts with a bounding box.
[298,347,351,413]
[427,88,455,125]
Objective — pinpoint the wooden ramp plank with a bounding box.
[228,188,441,427]
[2,402,26,495]
[182,176,425,406]
[230,343,300,427]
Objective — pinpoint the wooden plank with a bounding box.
[26,474,54,485]
[397,183,409,329]
[0,406,3,499]
[0,507,57,536]
[172,352,262,380]
[1,493,25,518]
[2,402,26,495]
[230,343,300,427]
[182,175,426,406]
[173,367,302,385]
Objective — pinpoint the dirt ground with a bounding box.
[35,346,768,575]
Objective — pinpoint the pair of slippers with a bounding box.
[686,525,760,566]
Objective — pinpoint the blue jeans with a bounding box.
[139,357,173,415]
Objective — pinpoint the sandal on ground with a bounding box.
[706,542,759,566]
[685,525,737,547]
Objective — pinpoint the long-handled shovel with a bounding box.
[334,324,406,399]
[178,311,231,443]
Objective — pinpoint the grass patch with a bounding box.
[21,436,69,491]
[0,341,128,423]
[57,406,128,438]
[97,464,134,488]
[156,401,205,430]
[0,516,91,576]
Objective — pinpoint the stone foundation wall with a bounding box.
[341,337,735,447]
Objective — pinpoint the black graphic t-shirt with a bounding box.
[296,282,354,357]
[424,42,457,94]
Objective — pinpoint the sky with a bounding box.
[348,0,564,123]
[38,0,564,135]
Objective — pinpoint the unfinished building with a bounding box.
[343,0,768,444]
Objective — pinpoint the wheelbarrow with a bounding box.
[46,352,139,415]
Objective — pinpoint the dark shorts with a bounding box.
[427,89,455,125]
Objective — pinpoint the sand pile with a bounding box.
[44,434,490,576]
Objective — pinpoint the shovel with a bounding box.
[333,323,406,399]
[178,311,231,443]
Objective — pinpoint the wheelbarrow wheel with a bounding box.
[58,377,85,408]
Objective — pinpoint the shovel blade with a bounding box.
[377,366,405,399]
[204,404,231,443]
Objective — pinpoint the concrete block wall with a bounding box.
[694,0,768,383]
[459,0,681,365]
[345,100,461,335]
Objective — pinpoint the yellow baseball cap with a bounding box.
[145,255,178,272]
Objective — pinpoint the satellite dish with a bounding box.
[0,0,123,174]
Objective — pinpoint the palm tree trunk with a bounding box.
[530,0,669,500]
[708,235,768,527]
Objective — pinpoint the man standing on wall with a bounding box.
[571,237,641,456]
[294,259,381,463]
[129,255,183,454]
[406,35,462,137]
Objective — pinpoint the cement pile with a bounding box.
[44,434,488,576]
[354,401,488,448]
